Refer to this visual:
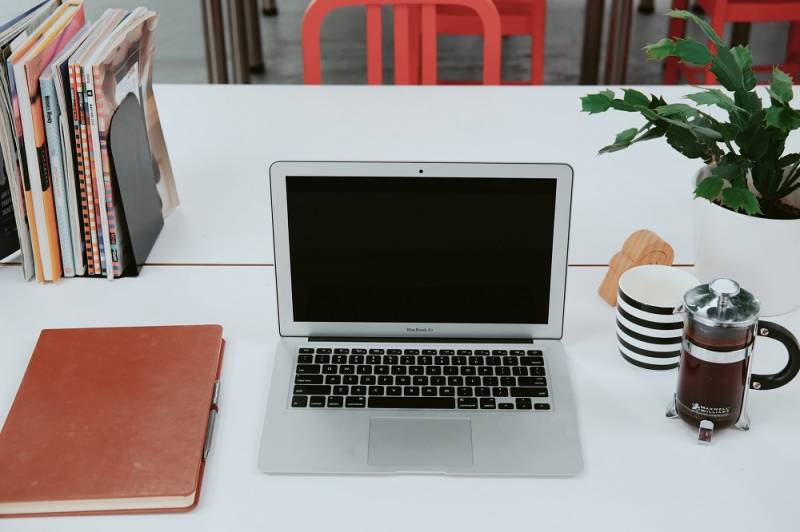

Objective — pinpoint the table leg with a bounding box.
[580,0,605,84]
[262,0,278,17]
[228,0,251,83]
[604,0,633,84]
[201,0,229,84]
[245,0,265,74]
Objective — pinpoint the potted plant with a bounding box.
[581,9,800,315]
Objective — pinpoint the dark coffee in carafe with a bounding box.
[672,279,800,435]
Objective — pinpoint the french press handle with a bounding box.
[750,321,800,391]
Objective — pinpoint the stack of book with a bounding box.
[0,0,178,282]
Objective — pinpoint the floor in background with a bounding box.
[0,0,788,84]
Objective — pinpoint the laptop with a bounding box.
[259,161,582,476]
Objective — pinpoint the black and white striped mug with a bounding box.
[616,265,700,370]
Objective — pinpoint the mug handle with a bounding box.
[750,321,800,391]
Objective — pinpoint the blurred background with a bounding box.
[0,0,789,84]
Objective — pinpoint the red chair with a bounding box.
[436,0,547,84]
[302,0,502,84]
[665,0,800,84]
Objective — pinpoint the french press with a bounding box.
[667,278,800,441]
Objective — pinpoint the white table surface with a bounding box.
[1,263,799,532]
[139,84,799,267]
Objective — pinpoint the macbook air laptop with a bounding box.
[259,161,582,476]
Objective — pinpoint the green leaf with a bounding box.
[656,103,700,117]
[779,153,800,168]
[581,90,614,114]
[721,186,761,215]
[712,162,744,181]
[673,38,713,65]
[731,46,757,91]
[710,48,745,92]
[665,126,708,159]
[644,38,676,60]
[623,88,649,107]
[685,89,739,112]
[694,175,725,200]
[666,10,723,47]
[599,128,639,154]
[765,107,800,131]
[770,68,794,104]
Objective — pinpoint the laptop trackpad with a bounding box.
[368,418,473,469]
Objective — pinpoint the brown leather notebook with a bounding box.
[0,324,225,518]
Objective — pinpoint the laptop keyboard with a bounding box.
[291,347,551,411]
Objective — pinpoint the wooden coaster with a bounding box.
[598,229,675,306]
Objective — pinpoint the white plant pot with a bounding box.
[692,167,800,316]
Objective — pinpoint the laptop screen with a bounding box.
[285,176,557,325]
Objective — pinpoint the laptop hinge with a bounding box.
[309,337,534,344]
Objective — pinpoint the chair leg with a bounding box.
[530,0,546,84]
[664,0,688,84]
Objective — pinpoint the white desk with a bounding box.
[3,84,800,531]
[145,84,800,267]
[1,263,799,531]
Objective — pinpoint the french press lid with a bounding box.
[681,278,761,328]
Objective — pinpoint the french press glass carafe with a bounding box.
[667,279,800,441]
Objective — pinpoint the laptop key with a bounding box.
[401,356,414,365]
[498,402,514,410]
[343,375,358,385]
[511,350,525,356]
[502,357,518,366]
[422,386,437,396]
[369,349,385,355]
[492,350,508,355]
[291,396,308,407]
[369,386,385,395]
[360,375,376,385]
[403,386,420,396]
[378,375,393,385]
[457,350,473,355]
[314,355,331,364]
[374,365,390,375]
[298,355,313,363]
[346,396,366,408]
[404,349,420,355]
[357,365,371,375]
[500,376,516,386]
[431,376,446,386]
[527,350,543,356]
[425,366,442,375]
[383,355,398,365]
[460,366,476,376]
[349,355,365,364]
[457,387,472,397]
[516,398,533,410]
[513,366,528,376]
[327,396,344,407]
[475,350,490,356]
[535,403,551,410]
[444,366,458,375]
[495,367,511,376]
[387,349,401,355]
[439,350,454,355]
[480,398,496,409]
[475,387,491,397]
[409,365,424,375]
[322,365,337,374]
[352,349,367,355]
[452,356,467,365]
[511,387,548,398]
[493,387,510,397]
[466,376,481,386]
[309,396,326,407]
[458,397,478,409]
[422,349,437,355]
[396,376,411,385]
[317,348,332,354]
[448,376,464,386]
[387,386,402,396]
[332,355,347,364]
[439,386,455,396]
[366,355,381,364]
[486,356,501,365]
[413,376,428,386]
[339,365,355,374]
[418,356,433,365]
[334,348,350,354]
[483,376,498,386]
[351,386,367,396]
[519,377,547,387]
[391,365,407,375]
[469,356,484,365]
[333,385,349,395]
[325,375,342,385]
[478,366,493,376]
[434,356,449,365]
[293,385,331,395]
[368,397,455,409]
[299,348,314,354]
[520,356,544,366]
[295,375,323,384]
[530,367,546,376]
[297,364,321,375]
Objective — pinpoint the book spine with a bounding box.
[40,76,74,277]
[86,65,114,279]
[11,61,46,282]
[83,66,106,276]
[71,63,99,275]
